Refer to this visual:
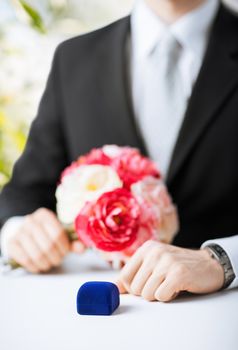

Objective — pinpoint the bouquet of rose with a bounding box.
[56,145,179,265]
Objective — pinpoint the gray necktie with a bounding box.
[141,31,186,178]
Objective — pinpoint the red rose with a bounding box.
[75,188,141,251]
[111,148,160,189]
[78,148,111,166]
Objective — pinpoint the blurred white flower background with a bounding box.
[0,0,134,189]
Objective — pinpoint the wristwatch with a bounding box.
[204,244,235,289]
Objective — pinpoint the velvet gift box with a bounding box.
[77,281,120,316]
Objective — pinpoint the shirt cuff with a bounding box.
[0,217,24,258]
[201,235,238,289]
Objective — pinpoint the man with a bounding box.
[0,0,237,301]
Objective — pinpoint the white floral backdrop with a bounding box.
[0,0,237,188]
[0,0,134,188]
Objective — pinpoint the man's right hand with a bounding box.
[7,208,71,273]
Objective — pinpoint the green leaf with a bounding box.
[19,0,46,34]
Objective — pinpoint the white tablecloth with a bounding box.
[1,251,237,350]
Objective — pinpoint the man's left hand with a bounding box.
[116,240,224,302]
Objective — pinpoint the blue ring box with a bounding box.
[76,281,120,316]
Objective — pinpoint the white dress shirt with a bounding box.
[131,0,219,177]
[1,0,237,288]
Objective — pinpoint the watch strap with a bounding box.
[205,244,235,289]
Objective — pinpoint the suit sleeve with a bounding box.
[0,45,69,228]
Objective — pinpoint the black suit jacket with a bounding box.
[1,4,238,248]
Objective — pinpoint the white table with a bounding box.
[1,251,237,350]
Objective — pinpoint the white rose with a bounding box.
[102,145,122,158]
[56,165,123,225]
[102,144,139,158]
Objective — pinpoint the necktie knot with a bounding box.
[150,31,182,77]
[156,31,181,59]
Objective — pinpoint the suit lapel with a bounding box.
[166,5,238,186]
[94,16,148,155]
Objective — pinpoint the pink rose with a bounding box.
[131,177,179,244]
[131,176,172,209]
[111,148,160,189]
[61,149,111,180]
[75,188,141,251]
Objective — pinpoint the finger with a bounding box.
[140,253,176,300]
[141,270,166,301]
[9,240,39,273]
[111,259,125,270]
[130,259,153,296]
[42,221,69,257]
[122,241,166,295]
[34,210,69,256]
[70,241,86,254]
[118,249,145,292]
[105,260,125,270]
[28,218,63,266]
[52,228,70,257]
[155,275,180,302]
[120,261,126,269]
[19,231,51,271]
[114,280,128,294]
